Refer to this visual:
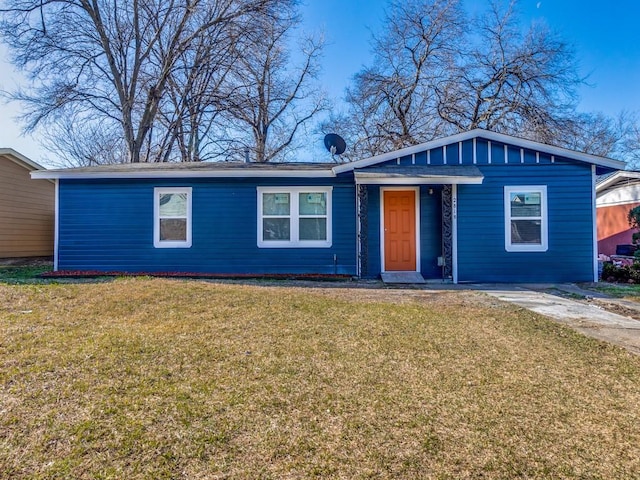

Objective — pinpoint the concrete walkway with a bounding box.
[474,284,640,356]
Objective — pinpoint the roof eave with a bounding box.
[0,148,46,171]
[333,129,626,173]
[595,171,640,193]
[30,168,337,180]
[354,175,483,185]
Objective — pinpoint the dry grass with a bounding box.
[1,278,640,479]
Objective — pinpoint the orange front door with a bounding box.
[383,190,416,271]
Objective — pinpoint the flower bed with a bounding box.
[39,270,353,281]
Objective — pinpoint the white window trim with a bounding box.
[504,185,548,252]
[154,187,192,248]
[257,186,332,248]
[379,187,421,273]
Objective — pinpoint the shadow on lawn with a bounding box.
[0,258,115,285]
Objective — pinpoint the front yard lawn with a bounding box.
[1,278,639,478]
[0,264,52,284]
[588,282,640,301]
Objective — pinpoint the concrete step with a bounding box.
[380,272,426,284]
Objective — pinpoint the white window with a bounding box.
[257,187,332,248]
[504,186,548,252]
[154,187,192,248]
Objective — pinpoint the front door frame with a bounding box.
[380,186,421,273]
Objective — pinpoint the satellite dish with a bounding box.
[324,133,347,157]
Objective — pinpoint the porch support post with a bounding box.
[441,185,453,280]
[357,184,369,277]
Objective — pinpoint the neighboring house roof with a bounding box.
[595,170,640,207]
[0,148,46,171]
[595,170,640,193]
[334,128,625,173]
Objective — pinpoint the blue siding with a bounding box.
[419,186,443,278]
[364,186,381,278]
[524,149,537,164]
[374,137,567,167]
[491,141,504,164]
[476,140,489,165]
[58,177,357,275]
[358,137,597,282]
[507,145,521,164]
[461,140,473,164]
[457,163,594,282]
[445,143,459,164]
[55,133,601,282]
[430,147,444,165]
[415,151,427,165]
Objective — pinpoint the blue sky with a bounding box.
[300,0,640,118]
[0,0,638,166]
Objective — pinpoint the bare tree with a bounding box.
[42,114,127,167]
[0,0,281,163]
[154,10,243,163]
[329,0,601,161]
[329,0,465,159]
[221,11,328,163]
[605,112,640,167]
[621,117,640,167]
[551,112,623,158]
[436,0,580,142]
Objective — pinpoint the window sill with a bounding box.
[154,242,192,249]
[258,241,332,249]
[505,245,548,253]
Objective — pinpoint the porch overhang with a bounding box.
[353,165,484,185]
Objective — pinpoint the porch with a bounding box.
[353,165,484,283]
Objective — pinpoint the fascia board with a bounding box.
[333,129,625,173]
[31,169,337,180]
[354,176,483,185]
[0,148,46,171]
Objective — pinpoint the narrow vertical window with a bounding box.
[154,187,192,248]
[504,186,547,252]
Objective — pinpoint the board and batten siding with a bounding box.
[57,177,356,274]
[379,138,556,168]
[359,135,598,282]
[0,156,54,257]
[457,162,594,282]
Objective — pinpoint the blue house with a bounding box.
[32,129,624,283]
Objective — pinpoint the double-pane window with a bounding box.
[258,187,332,247]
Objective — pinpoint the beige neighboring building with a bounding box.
[0,149,54,258]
